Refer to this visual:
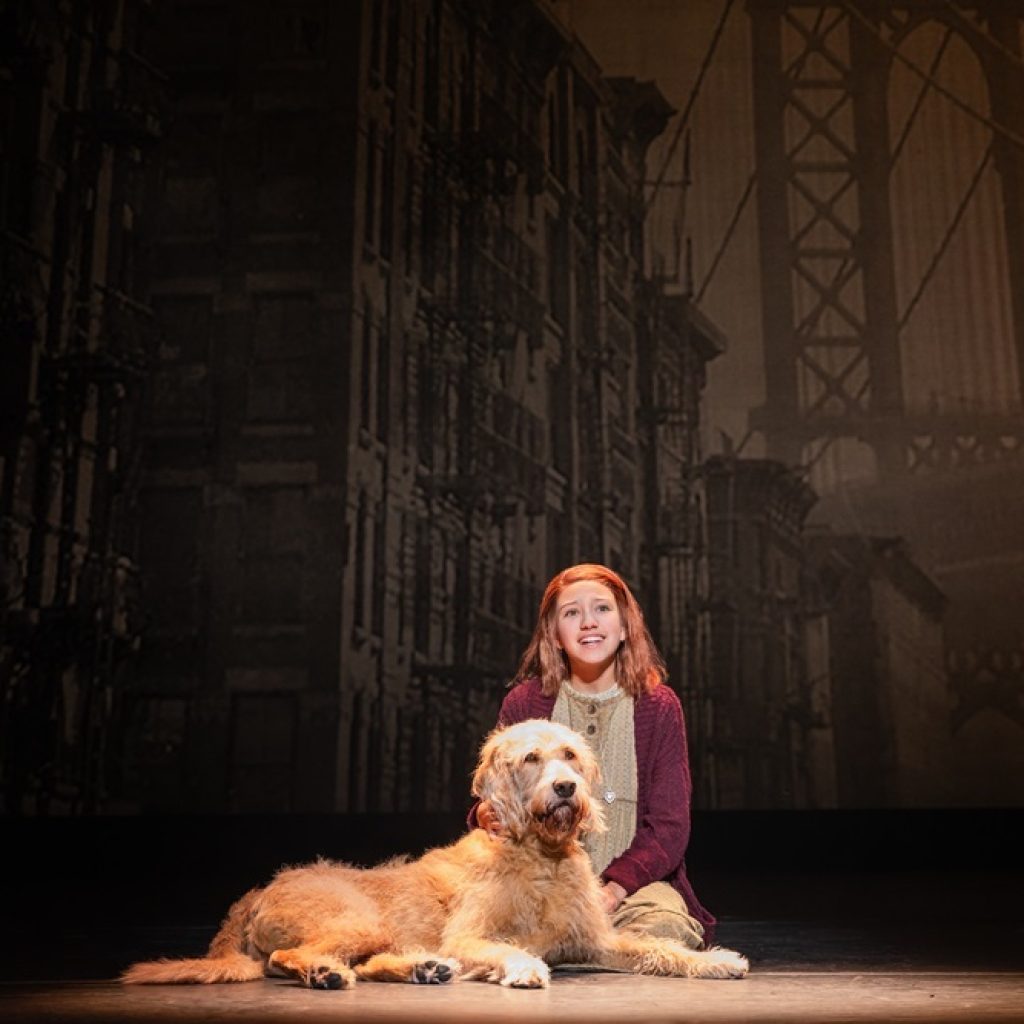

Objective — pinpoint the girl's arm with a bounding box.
[600,688,692,894]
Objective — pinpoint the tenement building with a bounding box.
[125,0,724,813]
[703,458,949,810]
[806,532,949,808]
[1,1,163,812]
[703,456,830,809]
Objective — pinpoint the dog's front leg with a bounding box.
[354,951,461,985]
[442,936,550,989]
[267,944,358,989]
[591,933,749,980]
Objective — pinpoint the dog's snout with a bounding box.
[553,780,576,799]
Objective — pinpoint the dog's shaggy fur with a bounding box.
[122,719,748,989]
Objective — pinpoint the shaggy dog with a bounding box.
[122,719,748,989]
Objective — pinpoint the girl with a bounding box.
[475,563,715,948]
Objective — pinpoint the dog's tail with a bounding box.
[120,952,263,985]
[122,888,264,985]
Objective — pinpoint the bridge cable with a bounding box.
[898,141,994,332]
[840,0,1024,151]
[644,0,738,211]
[937,0,1024,74]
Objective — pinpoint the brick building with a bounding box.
[123,0,723,813]
[1,0,163,812]
[808,533,949,808]
[1,2,163,815]
[4,3,963,818]
[702,453,951,810]
[703,456,831,809]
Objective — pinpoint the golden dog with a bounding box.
[122,719,748,989]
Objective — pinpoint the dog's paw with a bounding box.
[688,948,749,980]
[499,952,550,989]
[309,964,353,989]
[412,958,460,985]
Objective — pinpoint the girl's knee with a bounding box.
[620,909,704,948]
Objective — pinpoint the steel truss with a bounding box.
[749,1,1024,478]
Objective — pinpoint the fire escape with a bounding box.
[640,286,727,807]
[410,6,561,807]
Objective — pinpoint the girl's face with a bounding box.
[553,580,626,681]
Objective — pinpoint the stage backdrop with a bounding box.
[1,0,1021,816]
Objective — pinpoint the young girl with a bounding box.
[475,563,715,948]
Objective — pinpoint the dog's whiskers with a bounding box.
[533,800,575,821]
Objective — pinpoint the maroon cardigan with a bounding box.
[491,677,716,947]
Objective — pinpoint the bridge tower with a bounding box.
[748,0,1024,478]
[747,1,1024,785]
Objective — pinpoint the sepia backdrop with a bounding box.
[2,0,1022,819]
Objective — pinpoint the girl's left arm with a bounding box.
[600,688,692,895]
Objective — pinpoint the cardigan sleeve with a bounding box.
[497,685,528,727]
[497,678,554,725]
[600,686,692,895]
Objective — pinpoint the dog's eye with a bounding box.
[524,752,539,763]
[564,748,576,760]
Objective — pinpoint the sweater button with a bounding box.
[588,704,597,714]
[586,724,596,735]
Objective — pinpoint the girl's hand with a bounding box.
[600,880,627,914]
[476,799,507,838]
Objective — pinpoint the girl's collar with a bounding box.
[562,680,622,703]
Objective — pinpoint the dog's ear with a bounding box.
[472,729,529,840]
[578,791,607,837]
[574,741,608,837]
[575,739,602,791]
[471,728,502,800]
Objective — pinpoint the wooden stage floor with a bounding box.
[3,874,1022,1023]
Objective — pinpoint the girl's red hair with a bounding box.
[512,564,666,698]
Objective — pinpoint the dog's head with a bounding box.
[471,719,606,849]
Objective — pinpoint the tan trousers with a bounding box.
[612,881,705,948]
[553,881,705,972]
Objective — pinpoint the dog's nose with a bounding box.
[553,780,576,798]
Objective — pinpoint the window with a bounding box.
[123,697,188,806]
[424,5,440,123]
[241,489,307,624]
[152,296,212,425]
[546,216,567,326]
[364,122,378,250]
[380,131,395,260]
[376,321,390,441]
[370,0,385,77]
[385,0,400,89]
[354,492,368,629]
[414,518,431,652]
[403,158,417,264]
[139,487,202,627]
[416,345,434,467]
[229,694,296,812]
[246,293,315,422]
[0,81,35,237]
[372,502,387,636]
[360,297,374,431]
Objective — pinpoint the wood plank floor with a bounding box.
[2,910,1022,1023]
[3,961,1023,1024]
[3,862,1021,1023]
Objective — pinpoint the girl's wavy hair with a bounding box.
[512,564,667,697]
